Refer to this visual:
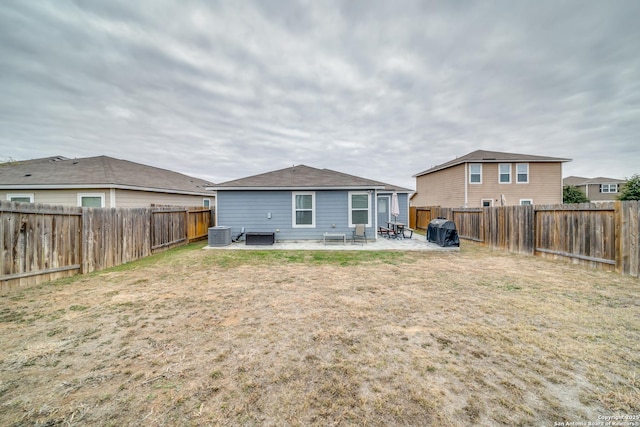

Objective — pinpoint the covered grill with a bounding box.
[426,218,459,247]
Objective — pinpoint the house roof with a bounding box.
[563,175,627,186]
[413,150,571,177]
[0,155,215,196]
[210,165,413,192]
[563,176,590,186]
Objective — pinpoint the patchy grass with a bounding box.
[210,248,412,268]
[0,242,638,426]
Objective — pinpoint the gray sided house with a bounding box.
[210,165,412,241]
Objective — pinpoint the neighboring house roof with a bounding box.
[563,176,590,186]
[210,164,413,192]
[563,176,627,186]
[0,155,215,196]
[413,150,571,177]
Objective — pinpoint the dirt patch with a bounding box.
[1,243,638,425]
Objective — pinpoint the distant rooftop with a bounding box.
[414,150,571,177]
[563,176,627,186]
[0,155,214,195]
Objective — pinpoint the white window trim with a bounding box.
[7,193,34,202]
[469,163,482,184]
[78,193,105,208]
[498,163,512,184]
[516,163,529,184]
[481,199,493,207]
[203,198,211,208]
[600,184,618,193]
[520,199,533,206]
[348,191,371,228]
[292,191,316,228]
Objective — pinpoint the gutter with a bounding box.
[0,184,215,197]
[208,185,388,191]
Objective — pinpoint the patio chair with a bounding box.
[352,224,367,245]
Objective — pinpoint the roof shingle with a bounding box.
[212,165,412,192]
[0,156,214,195]
[413,150,571,177]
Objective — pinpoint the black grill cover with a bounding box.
[427,218,459,247]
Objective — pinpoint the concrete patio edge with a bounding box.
[203,235,460,251]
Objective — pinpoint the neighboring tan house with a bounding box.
[210,165,412,241]
[0,156,215,208]
[563,176,627,202]
[412,150,571,208]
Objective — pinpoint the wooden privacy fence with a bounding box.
[411,201,640,278]
[1,201,214,292]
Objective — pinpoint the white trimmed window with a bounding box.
[292,192,315,228]
[7,193,34,203]
[482,199,492,207]
[600,184,618,193]
[78,193,105,207]
[499,163,511,183]
[203,198,211,208]
[516,163,529,183]
[349,192,371,227]
[520,199,533,206]
[469,164,482,184]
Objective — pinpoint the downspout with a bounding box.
[373,189,378,240]
[110,188,116,208]
[214,192,219,226]
[464,163,468,207]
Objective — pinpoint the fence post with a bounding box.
[185,209,189,244]
[614,201,621,274]
[81,207,88,274]
[150,208,155,254]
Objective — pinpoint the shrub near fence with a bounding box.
[0,201,213,292]
[411,201,640,278]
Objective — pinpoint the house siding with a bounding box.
[1,188,213,208]
[2,189,111,207]
[114,189,213,208]
[467,162,563,206]
[217,190,403,241]
[583,184,620,202]
[412,165,466,207]
[413,162,563,208]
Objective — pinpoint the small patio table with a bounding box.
[323,232,346,245]
[386,221,406,239]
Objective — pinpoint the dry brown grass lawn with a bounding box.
[1,242,638,426]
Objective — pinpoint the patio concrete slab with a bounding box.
[204,235,459,251]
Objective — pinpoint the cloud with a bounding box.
[1,0,639,188]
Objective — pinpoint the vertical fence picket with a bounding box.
[413,201,638,274]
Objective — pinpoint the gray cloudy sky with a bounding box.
[1,0,639,190]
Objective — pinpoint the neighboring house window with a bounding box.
[482,199,492,207]
[349,192,371,227]
[600,184,618,193]
[469,164,482,184]
[499,164,511,183]
[78,193,105,207]
[516,163,529,183]
[292,192,315,228]
[520,199,533,206]
[203,198,211,208]
[7,193,34,203]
